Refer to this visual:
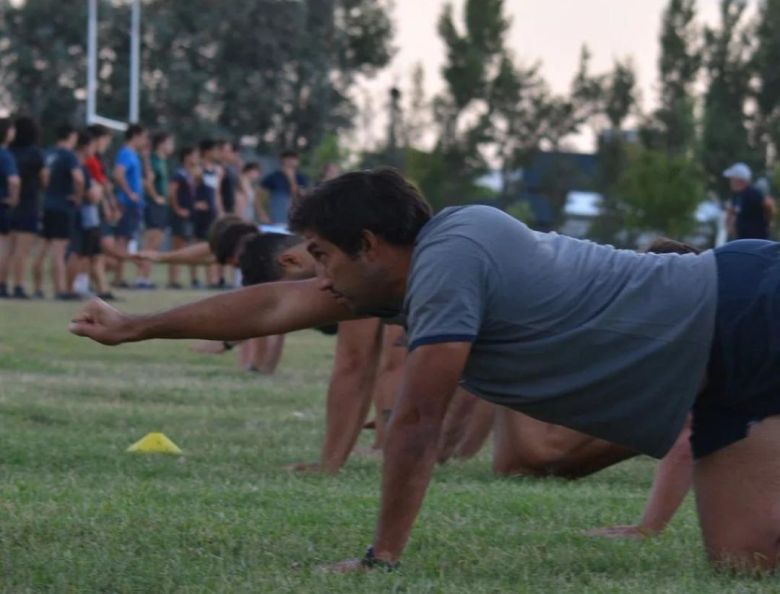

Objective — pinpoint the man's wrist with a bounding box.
[361,546,399,571]
[124,315,150,343]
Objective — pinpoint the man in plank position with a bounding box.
[70,169,780,572]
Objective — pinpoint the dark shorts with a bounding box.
[170,214,193,239]
[192,210,215,241]
[691,240,780,459]
[100,218,116,238]
[116,206,141,239]
[41,209,74,240]
[71,226,102,257]
[10,208,39,234]
[144,201,168,230]
[0,205,10,235]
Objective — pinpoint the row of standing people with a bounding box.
[0,115,311,298]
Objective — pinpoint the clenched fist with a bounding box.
[68,299,138,346]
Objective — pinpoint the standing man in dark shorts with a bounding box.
[67,131,112,299]
[37,124,83,299]
[7,116,45,299]
[167,146,199,288]
[0,117,21,298]
[137,132,174,289]
[218,140,241,216]
[724,162,777,240]
[194,139,222,287]
[71,169,780,572]
[112,123,148,288]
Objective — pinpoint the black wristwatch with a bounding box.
[360,546,400,572]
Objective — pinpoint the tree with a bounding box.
[701,0,756,192]
[652,0,701,155]
[0,0,394,149]
[752,0,780,168]
[429,0,583,210]
[617,149,703,238]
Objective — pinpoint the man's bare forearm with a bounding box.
[129,281,353,342]
[320,362,379,473]
[369,343,469,562]
[372,415,441,560]
[155,242,214,265]
[319,320,382,473]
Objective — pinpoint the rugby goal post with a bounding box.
[86,0,141,132]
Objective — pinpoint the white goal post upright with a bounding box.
[86,0,141,132]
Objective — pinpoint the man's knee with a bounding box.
[706,540,779,574]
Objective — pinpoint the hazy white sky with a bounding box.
[359,0,755,151]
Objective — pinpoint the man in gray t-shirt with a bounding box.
[70,168,780,573]
[405,205,716,457]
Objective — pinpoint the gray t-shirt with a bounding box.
[404,206,718,458]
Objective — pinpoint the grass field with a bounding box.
[0,289,777,593]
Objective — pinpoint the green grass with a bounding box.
[0,290,776,593]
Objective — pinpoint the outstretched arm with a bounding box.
[137,242,214,266]
[68,279,356,345]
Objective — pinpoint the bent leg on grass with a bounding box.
[694,415,780,573]
[492,408,636,479]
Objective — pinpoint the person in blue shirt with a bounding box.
[111,123,148,288]
[0,117,21,298]
[39,124,83,299]
[7,116,45,299]
[260,150,309,227]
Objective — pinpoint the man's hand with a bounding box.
[286,461,321,474]
[586,525,655,539]
[68,299,138,346]
[316,558,367,574]
[128,191,140,203]
[135,250,163,263]
[175,208,190,218]
[191,340,229,355]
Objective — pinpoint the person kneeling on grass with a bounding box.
[235,228,700,540]
[70,168,780,573]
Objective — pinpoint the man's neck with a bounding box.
[383,246,414,309]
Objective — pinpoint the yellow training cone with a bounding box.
[126,432,182,455]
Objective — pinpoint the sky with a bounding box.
[358,0,754,152]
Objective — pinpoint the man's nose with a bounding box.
[317,275,334,292]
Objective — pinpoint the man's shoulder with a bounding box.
[418,205,527,246]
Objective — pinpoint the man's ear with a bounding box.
[278,250,306,273]
[361,230,381,260]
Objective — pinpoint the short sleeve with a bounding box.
[405,235,491,351]
[66,150,79,171]
[261,173,276,191]
[1,151,18,176]
[115,148,132,169]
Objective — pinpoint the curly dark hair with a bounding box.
[289,168,432,256]
[238,233,305,286]
[207,216,259,264]
[645,237,701,255]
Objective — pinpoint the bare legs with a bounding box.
[694,415,780,572]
